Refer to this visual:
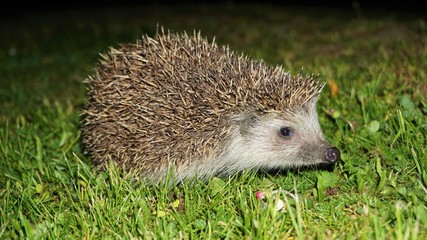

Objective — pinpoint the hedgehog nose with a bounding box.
[325,147,340,163]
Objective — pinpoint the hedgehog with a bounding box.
[82,30,341,183]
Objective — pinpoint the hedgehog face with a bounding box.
[228,100,340,172]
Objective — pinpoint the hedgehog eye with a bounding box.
[279,127,293,138]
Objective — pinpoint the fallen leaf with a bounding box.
[328,79,339,98]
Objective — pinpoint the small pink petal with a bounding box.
[255,191,265,200]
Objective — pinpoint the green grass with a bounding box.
[1,4,427,239]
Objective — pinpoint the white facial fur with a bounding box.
[220,99,332,174]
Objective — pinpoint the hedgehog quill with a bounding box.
[82,30,341,183]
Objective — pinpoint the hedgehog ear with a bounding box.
[304,98,319,114]
[237,111,260,136]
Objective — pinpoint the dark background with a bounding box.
[3,1,426,19]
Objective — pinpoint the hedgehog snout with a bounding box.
[324,147,340,163]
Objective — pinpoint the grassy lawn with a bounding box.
[1,4,426,239]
